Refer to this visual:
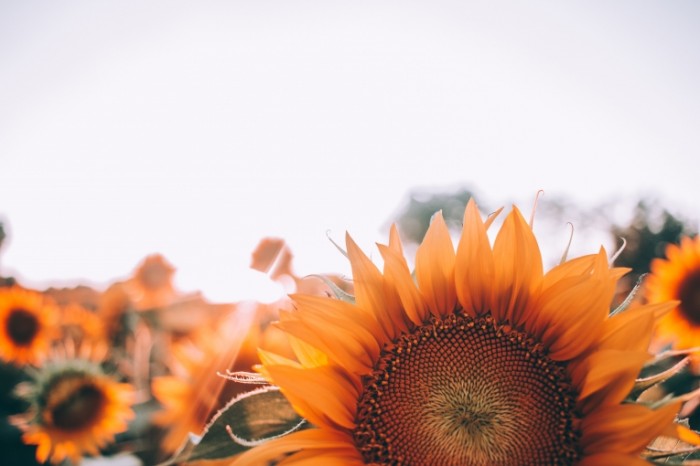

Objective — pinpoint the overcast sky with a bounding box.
[1,1,698,302]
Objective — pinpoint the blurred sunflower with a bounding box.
[152,301,295,454]
[152,326,231,453]
[646,236,700,356]
[234,200,694,466]
[97,283,133,343]
[61,303,107,348]
[128,254,178,310]
[14,357,135,465]
[0,287,57,366]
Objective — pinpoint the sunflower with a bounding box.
[96,282,134,345]
[0,287,57,366]
[646,236,700,355]
[233,200,694,466]
[60,303,107,348]
[152,326,233,453]
[128,254,178,310]
[152,300,295,453]
[14,358,135,465]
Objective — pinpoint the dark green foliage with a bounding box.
[164,385,306,464]
[393,187,478,244]
[611,200,697,283]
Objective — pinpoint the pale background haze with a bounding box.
[1,1,698,302]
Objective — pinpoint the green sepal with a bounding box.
[307,274,355,304]
[630,357,689,399]
[218,370,269,385]
[638,384,700,411]
[326,230,348,259]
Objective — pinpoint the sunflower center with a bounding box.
[353,313,580,466]
[6,308,39,346]
[50,381,106,431]
[678,269,700,326]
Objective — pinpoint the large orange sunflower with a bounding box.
[0,287,57,366]
[646,235,700,355]
[14,358,135,465]
[233,200,694,466]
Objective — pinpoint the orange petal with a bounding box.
[269,327,328,368]
[387,224,404,256]
[378,244,427,326]
[537,251,616,361]
[491,206,543,325]
[541,254,597,289]
[290,295,381,366]
[280,446,365,465]
[231,428,356,466]
[151,376,191,406]
[455,199,495,316]
[659,423,700,446]
[24,432,51,463]
[483,206,504,230]
[346,234,395,340]
[414,211,457,317]
[278,318,374,375]
[572,350,649,414]
[598,302,674,352]
[267,365,359,430]
[581,402,680,455]
[576,453,649,466]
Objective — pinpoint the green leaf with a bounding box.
[163,386,306,464]
[646,420,700,463]
[609,273,646,316]
[645,438,700,462]
[631,357,689,399]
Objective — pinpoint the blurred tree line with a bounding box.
[390,186,698,288]
[0,222,16,288]
[393,188,482,245]
[610,201,696,281]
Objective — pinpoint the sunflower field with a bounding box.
[1,194,700,466]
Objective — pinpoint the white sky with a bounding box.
[1,1,699,302]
